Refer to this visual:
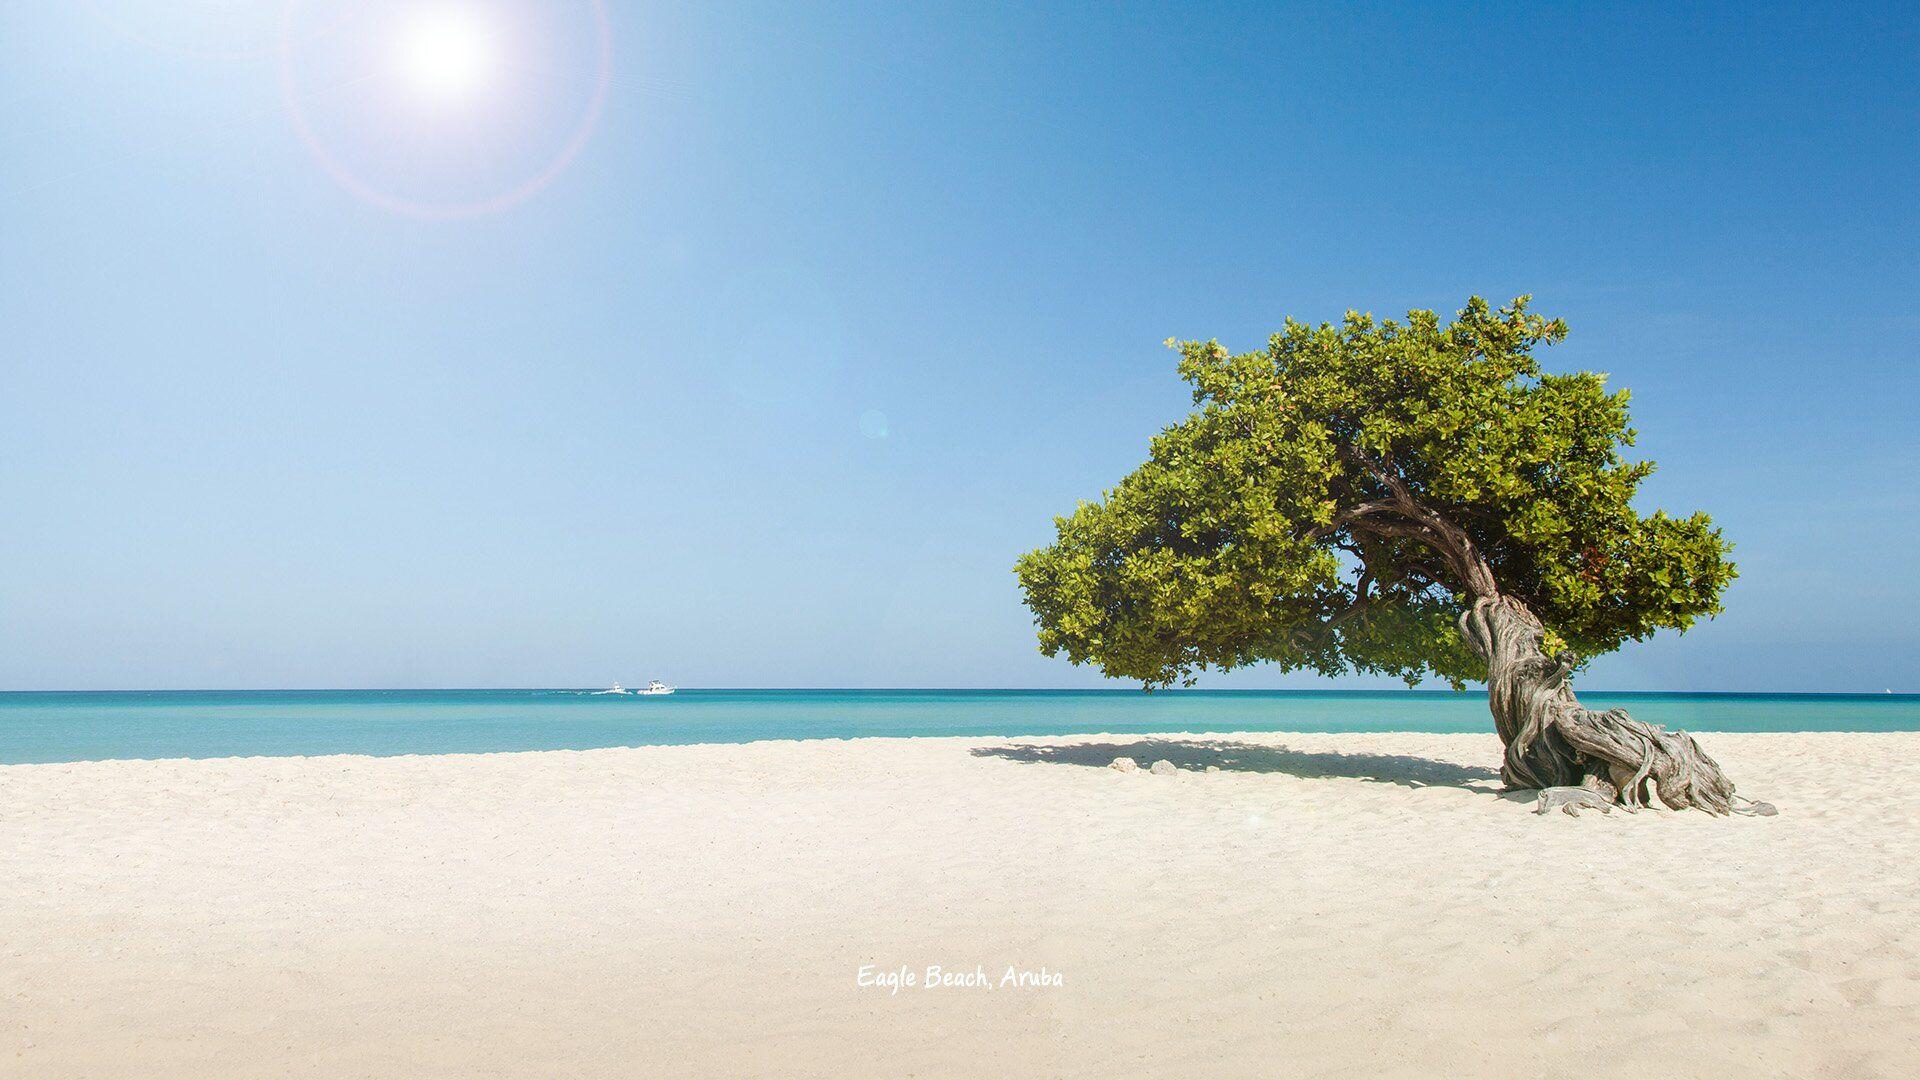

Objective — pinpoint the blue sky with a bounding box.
[2,2,1915,691]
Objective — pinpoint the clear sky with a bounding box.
[2,2,1915,691]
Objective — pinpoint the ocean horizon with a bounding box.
[5,688,1917,766]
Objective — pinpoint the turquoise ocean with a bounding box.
[2,689,1917,765]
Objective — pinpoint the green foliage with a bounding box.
[1014,297,1736,687]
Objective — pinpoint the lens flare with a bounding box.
[280,0,612,219]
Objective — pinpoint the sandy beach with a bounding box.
[5,731,1917,1078]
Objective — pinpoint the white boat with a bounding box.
[591,683,629,695]
[638,680,674,696]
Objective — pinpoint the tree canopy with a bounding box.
[1014,296,1736,688]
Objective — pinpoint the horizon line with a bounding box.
[0,687,1911,698]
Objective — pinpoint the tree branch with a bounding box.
[1338,447,1500,599]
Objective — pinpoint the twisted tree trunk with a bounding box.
[1336,451,1758,814]
[1459,594,1743,814]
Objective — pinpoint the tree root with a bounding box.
[1461,596,1763,815]
[1534,786,1614,816]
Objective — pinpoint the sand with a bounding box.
[4,731,1918,1078]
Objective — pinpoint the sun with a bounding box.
[392,4,498,105]
[282,0,613,217]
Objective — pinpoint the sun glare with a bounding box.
[283,0,613,217]
[393,5,497,104]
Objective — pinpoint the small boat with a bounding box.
[591,683,629,695]
[638,680,675,696]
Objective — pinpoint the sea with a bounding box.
[1,689,1916,765]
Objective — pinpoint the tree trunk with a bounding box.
[1458,594,1742,814]
[1335,452,1756,814]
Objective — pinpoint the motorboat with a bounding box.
[638,680,674,696]
[591,683,629,695]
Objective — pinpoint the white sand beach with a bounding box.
[4,732,1917,1078]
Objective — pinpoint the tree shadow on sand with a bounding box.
[972,739,1505,793]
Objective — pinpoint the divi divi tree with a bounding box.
[1016,297,1750,813]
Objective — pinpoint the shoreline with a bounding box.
[6,731,1918,1077]
[10,690,1918,767]
[4,687,1913,694]
[5,725,1920,769]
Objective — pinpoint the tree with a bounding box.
[1015,297,1753,813]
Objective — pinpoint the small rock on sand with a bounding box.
[1150,760,1179,775]
[1205,765,1221,773]
[1109,757,1139,772]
